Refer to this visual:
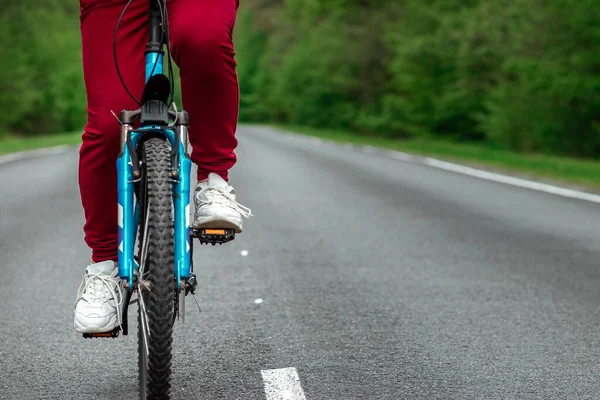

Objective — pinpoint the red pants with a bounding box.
[79,0,239,262]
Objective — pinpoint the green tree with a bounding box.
[0,0,85,135]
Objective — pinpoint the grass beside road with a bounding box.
[2,126,600,191]
[275,124,600,190]
[0,132,81,155]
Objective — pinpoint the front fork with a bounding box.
[173,124,192,291]
[116,119,192,293]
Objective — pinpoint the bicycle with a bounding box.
[82,1,235,398]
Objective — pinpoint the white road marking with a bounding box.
[421,157,600,204]
[385,150,417,162]
[362,145,376,153]
[261,368,307,400]
[0,145,71,165]
[361,140,600,204]
[272,126,600,205]
[241,250,249,256]
[255,298,263,304]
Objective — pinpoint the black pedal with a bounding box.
[192,228,235,246]
[82,328,120,339]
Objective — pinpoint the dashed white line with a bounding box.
[261,368,307,400]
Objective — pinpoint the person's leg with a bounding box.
[167,0,251,232]
[79,0,147,262]
[75,0,146,333]
[168,0,240,182]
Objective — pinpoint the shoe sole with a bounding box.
[193,216,242,233]
[74,314,119,334]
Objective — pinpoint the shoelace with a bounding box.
[198,186,253,218]
[75,271,124,330]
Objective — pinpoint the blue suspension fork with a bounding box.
[117,21,192,291]
[117,126,139,291]
[117,124,192,292]
[173,130,192,289]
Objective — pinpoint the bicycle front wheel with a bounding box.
[137,137,175,400]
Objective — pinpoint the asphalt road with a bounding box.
[1,126,600,400]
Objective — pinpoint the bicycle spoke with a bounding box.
[139,209,150,277]
[138,288,150,358]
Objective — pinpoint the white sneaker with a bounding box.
[193,173,252,233]
[74,260,126,333]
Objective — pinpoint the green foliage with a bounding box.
[479,0,600,156]
[235,10,270,121]
[2,0,599,160]
[236,0,600,157]
[0,1,85,135]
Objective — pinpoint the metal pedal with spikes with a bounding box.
[191,228,235,246]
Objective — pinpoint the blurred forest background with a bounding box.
[1,0,599,158]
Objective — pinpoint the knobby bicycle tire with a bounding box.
[137,137,175,400]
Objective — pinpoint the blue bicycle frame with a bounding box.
[115,7,192,292]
